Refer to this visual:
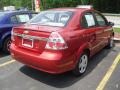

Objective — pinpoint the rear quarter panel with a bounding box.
[59,11,91,66]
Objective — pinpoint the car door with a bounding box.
[80,12,104,56]
[93,12,110,46]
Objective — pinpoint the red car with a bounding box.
[10,6,114,76]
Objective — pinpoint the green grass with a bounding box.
[114,28,120,33]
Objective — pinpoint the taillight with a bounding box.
[45,32,68,50]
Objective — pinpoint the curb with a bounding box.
[114,38,120,41]
[114,38,120,43]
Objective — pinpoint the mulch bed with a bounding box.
[114,33,120,44]
[114,33,120,39]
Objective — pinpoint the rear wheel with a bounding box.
[73,53,88,76]
[2,37,11,54]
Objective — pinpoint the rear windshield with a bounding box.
[28,11,73,27]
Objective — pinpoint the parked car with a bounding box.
[0,10,37,53]
[10,6,114,76]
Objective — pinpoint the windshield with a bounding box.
[28,11,73,27]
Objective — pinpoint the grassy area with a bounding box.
[114,28,120,33]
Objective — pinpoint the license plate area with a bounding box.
[22,38,34,48]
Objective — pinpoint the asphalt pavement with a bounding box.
[105,63,120,90]
[0,43,120,90]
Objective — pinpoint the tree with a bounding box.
[0,0,119,13]
[81,0,90,5]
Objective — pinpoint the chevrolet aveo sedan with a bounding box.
[10,7,114,76]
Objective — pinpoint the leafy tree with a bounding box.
[0,0,119,13]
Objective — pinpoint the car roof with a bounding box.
[0,10,37,23]
[48,7,93,12]
[0,10,37,15]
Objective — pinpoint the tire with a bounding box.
[2,37,11,54]
[72,53,88,76]
[106,36,114,49]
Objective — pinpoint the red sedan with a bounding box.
[10,6,114,76]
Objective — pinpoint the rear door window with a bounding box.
[11,16,18,24]
[11,14,30,24]
[81,12,96,28]
[16,14,30,23]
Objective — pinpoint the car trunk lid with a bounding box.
[13,24,62,53]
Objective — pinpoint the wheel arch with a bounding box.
[75,43,91,66]
[2,33,11,47]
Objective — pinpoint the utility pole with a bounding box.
[34,0,40,12]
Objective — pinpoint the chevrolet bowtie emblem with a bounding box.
[24,30,29,34]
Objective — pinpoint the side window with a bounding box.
[16,14,30,23]
[81,12,96,28]
[11,16,18,24]
[94,13,106,26]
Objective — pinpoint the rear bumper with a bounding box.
[10,44,76,74]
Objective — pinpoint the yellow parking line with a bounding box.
[96,54,120,90]
[0,60,16,67]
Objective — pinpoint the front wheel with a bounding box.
[106,36,114,48]
[72,53,88,76]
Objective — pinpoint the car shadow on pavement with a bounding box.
[20,47,118,88]
[0,50,9,58]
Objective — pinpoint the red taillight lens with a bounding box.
[45,32,68,50]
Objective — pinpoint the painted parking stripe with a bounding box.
[96,54,120,90]
[0,60,16,67]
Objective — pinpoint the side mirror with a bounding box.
[108,22,114,26]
